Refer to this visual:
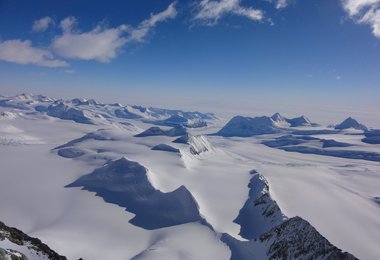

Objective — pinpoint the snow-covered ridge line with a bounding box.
[222,170,358,259]
[334,117,368,131]
[234,170,286,240]
[216,113,316,137]
[66,157,203,229]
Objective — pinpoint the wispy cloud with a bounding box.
[275,0,289,9]
[342,0,380,38]
[0,39,68,67]
[52,3,177,62]
[60,16,77,32]
[193,0,264,25]
[127,2,177,42]
[32,16,55,32]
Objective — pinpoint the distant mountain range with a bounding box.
[0,93,215,128]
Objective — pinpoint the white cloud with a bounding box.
[0,39,68,67]
[52,3,177,62]
[276,0,288,9]
[342,0,380,38]
[358,5,380,37]
[52,25,129,62]
[342,0,380,16]
[32,16,54,32]
[194,0,264,25]
[60,16,77,32]
[127,2,177,42]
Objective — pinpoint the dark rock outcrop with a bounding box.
[0,221,67,260]
[259,216,357,260]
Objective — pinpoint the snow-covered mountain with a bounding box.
[271,112,313,127]
[177,134,214,156]
[135,125,187,137]
[270,112,290,127]
[334,117,368,131]
[286,115,312,127]
[217,116,281,137]
[217,113,316,137]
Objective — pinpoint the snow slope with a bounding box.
[0,93,378,259]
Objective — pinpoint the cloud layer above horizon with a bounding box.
[0,0,380,69]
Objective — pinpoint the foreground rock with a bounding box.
[222,171,357,260]
[259,216,357,259]
[0,221,67,260]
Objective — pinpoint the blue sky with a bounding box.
[0,0,379,113]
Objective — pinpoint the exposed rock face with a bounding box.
[335,117,368,131]
[0,221,67,260]
[173,134,214,155]
[234,171,286,240]
[223,169,358,260]
[222,217,357,260]
[66,157,202,229]
[259,216,357,260]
